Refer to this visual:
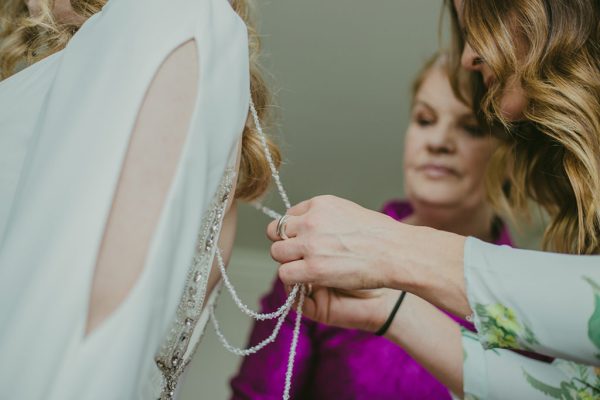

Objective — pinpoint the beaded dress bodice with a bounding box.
[154,168,236,399]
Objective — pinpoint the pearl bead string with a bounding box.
[283,285,305,399]
[215,249,299,321]
[210,97,305,400]
[209,292,292,356]
[253,202,282,220]
[248,98,292,211]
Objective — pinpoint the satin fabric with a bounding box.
[0,0,249,398]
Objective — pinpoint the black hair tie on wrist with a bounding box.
[375,291,407,336]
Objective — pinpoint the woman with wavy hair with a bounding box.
[267,0,600,398]
[0,0,279,399]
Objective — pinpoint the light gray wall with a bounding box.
[235,0,447,249]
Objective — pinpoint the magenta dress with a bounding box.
[230,201,514,400]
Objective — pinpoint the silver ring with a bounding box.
[276,215,290,240]
[305,283,313,297]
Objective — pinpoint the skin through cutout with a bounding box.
[85,40,240,337]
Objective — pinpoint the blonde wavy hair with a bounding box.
[0,0,281,202]
[446,0,600,254]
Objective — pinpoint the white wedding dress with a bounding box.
[0,0,249,398]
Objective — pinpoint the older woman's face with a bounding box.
[403,67,497,211]
[453,0,527,121]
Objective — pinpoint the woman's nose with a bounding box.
[461,43,484,72]
[426,125,456,155]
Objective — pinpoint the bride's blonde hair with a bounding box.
[0,0,280,202]
[446,0,600,254]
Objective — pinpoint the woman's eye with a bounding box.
[463,124,485,137]
[416,117,434,127]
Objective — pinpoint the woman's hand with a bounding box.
[299,286,401,333]
[293,283,466,397]
[267,195,471,318]
[267,195,412,290]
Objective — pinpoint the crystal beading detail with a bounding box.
[154,168,236,400]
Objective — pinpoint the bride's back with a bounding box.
[0,0,278,398]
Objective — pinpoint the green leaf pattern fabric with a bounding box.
[461,238,600,399]
[474,303,539,350]
[523,360,600,400]
[583,277,600,359]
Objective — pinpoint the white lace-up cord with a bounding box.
[215,250,299,320]
[248,98,291,210]
[209,295,293,356]
[210,97,305,400]
[253,202,282,220]
[283,286,305,400]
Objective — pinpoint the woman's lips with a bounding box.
[417,164,459,179]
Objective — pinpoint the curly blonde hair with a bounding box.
[446,0,600,254]
[0,0,281,202]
